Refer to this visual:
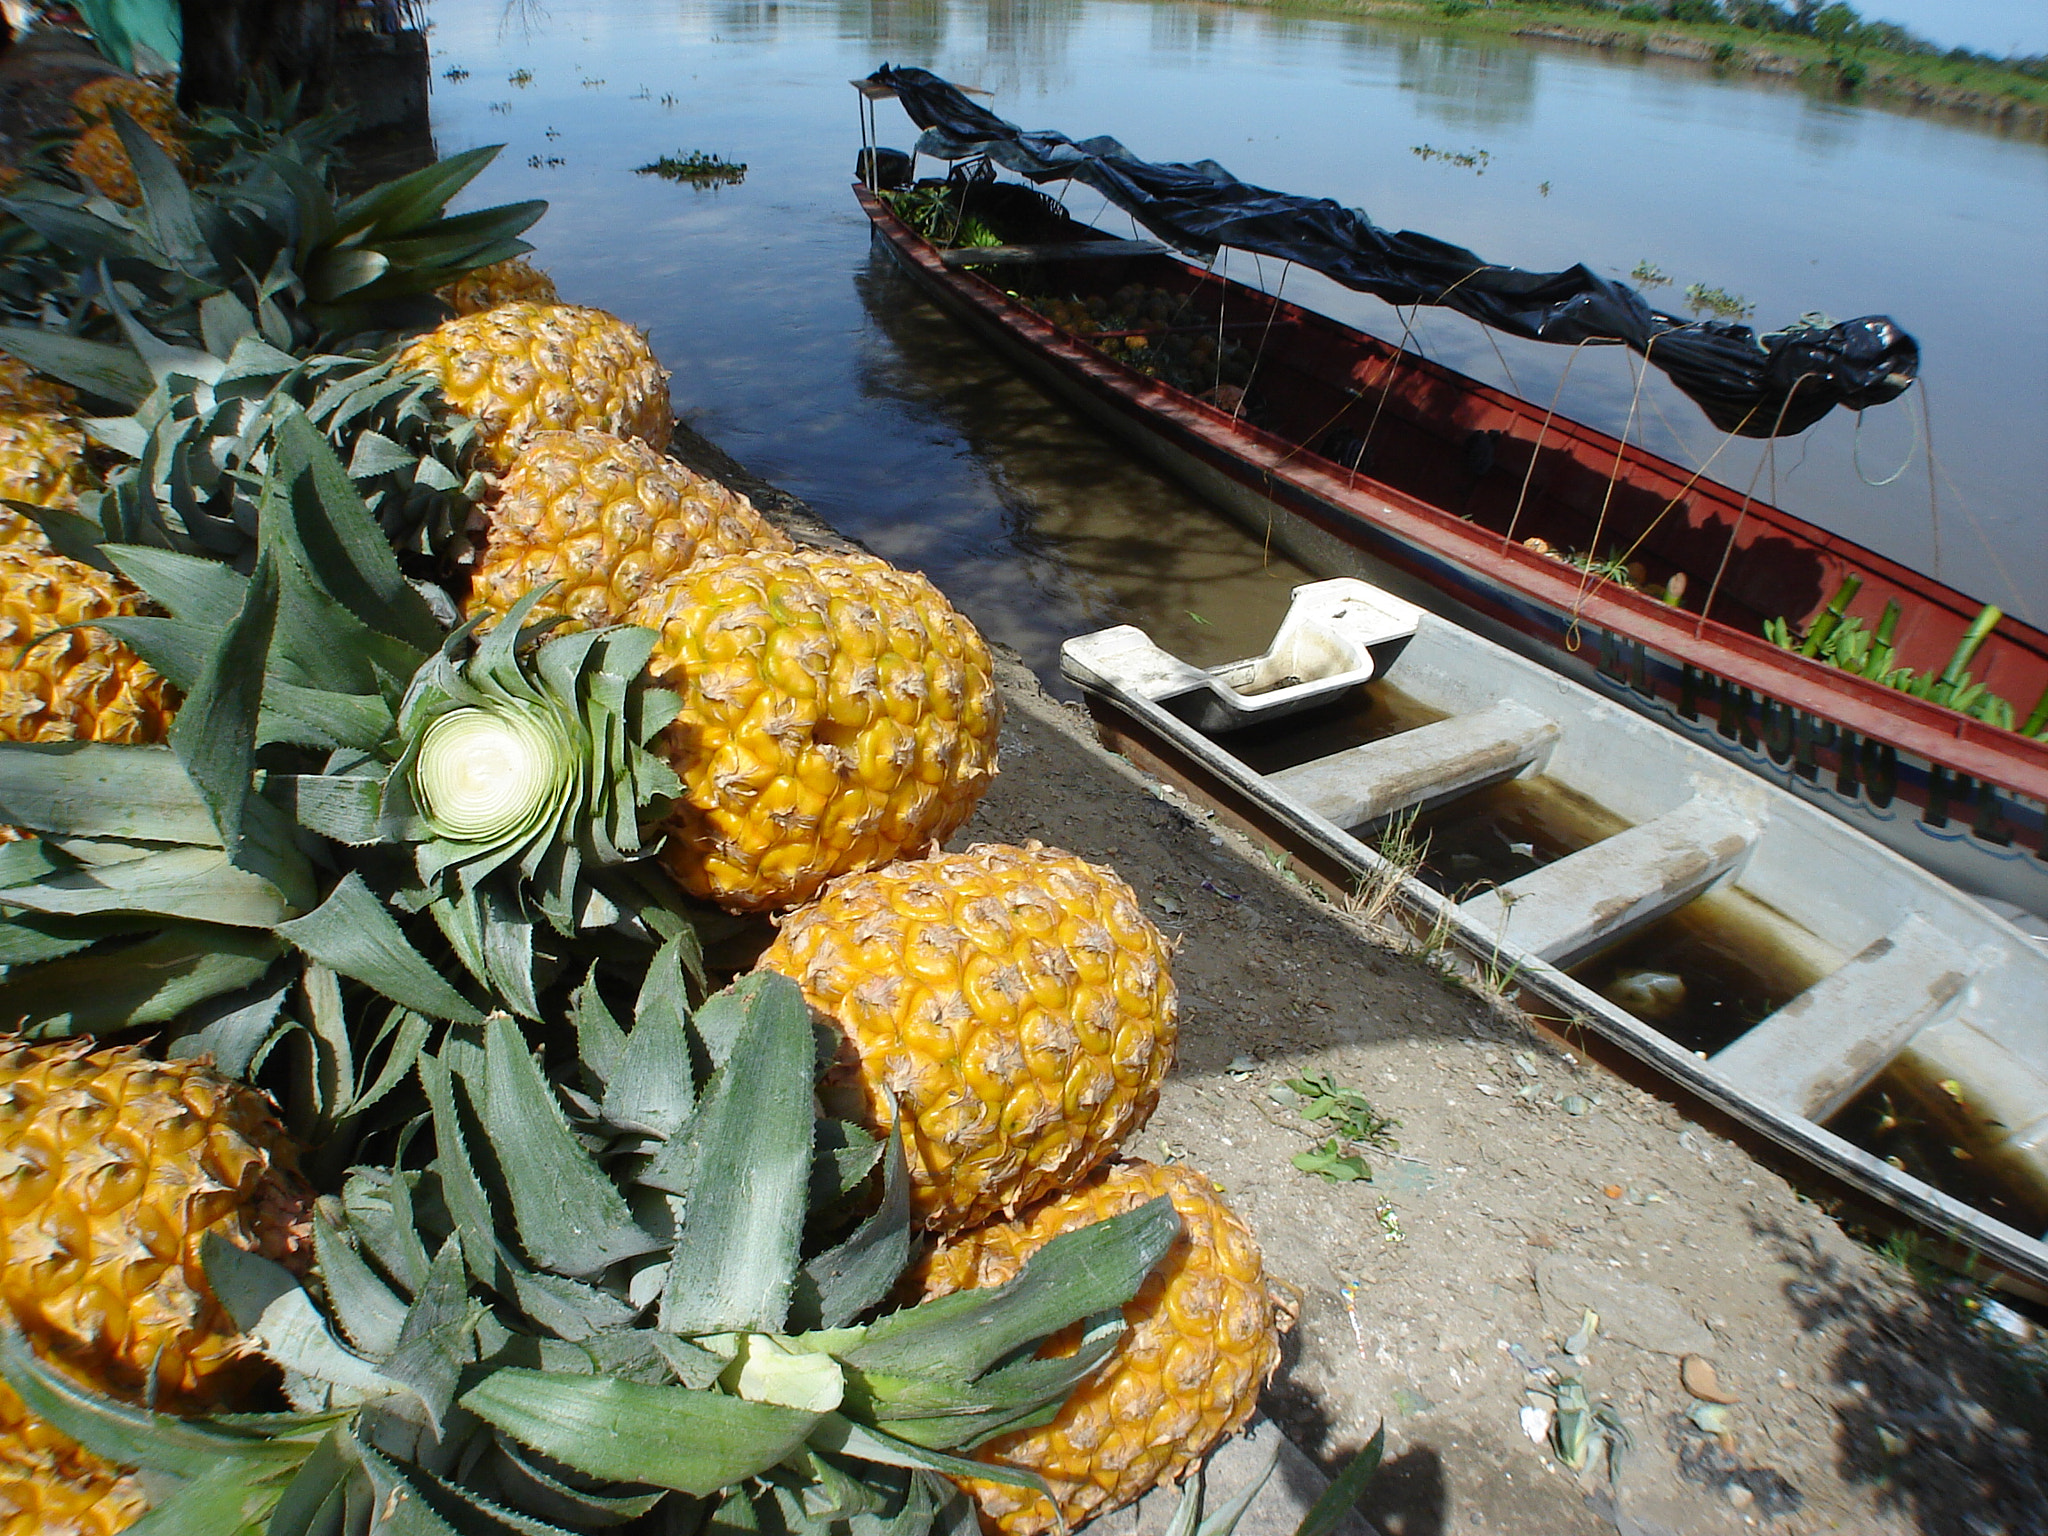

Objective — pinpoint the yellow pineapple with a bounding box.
[0,1429,146,1536]
[0,1041,314,1413]
[914,1160,1282,1536]
[439,256,560,316]
[630,548,1001,913]
[69,76,178,131]
[0,546,174,746]
[65,119,189,206]
[755,842,1176,1229]
[396,302,672,466]
[464,428,791,630]
[0,357,89,549]
[0,1042,314,1530]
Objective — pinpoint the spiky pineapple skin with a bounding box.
[465,428,791,630]
[0,1043,313,1527]
[916,1160,1280,1536]
[0,547,173,746]
[0,358,88,545]
[65,119,188,206]
[396,302,672,466]
[439,256,560,316]
[68,76,177,130]
[0,1042,314,1415]
[0,1420,146,1536]
[756,843,1175,1230]
[631,549,1001,913]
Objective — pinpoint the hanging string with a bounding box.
[1693,373,1811,636]
[1917,379,2023,612]
[1234,259,1292,425]
[1851,394,1918,488]
[1501,339,1592,550]
[1564,339,1655,646]
[1920,377,1943,583]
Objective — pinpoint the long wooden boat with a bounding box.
[853,178,2048,928]
[1061,576,2048,1287]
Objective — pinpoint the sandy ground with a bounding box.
[675,423,2048,1536]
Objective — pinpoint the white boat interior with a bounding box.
[1062,579,2048,1287]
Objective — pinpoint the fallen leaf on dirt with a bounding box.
[1682,1354,1741,1403]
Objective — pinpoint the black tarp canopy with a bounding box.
[865,65,1918,438]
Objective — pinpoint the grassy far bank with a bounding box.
[1208,0,2048,126]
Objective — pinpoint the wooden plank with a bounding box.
[1267,700,1558,827]
[939,240,1166,266]
[1459,790,1762,966]
[1710,914,1969,1121]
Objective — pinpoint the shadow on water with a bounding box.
[848,247,1314,688]
[1748,1211,2048,1535]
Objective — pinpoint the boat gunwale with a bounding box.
[854,184,2048,801]
[1057,601,2048,1290]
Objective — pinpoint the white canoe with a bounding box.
[1062,578,2048,1288]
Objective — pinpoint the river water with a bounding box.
[422,0,2048,686]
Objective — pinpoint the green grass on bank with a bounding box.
[1209,0,2048,122]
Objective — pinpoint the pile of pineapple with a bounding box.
[0,66,1295,1536]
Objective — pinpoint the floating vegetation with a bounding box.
[526,154,565,168]
[635,150,748,186]
[1631,259,1671,287]
[1412,142,1491,172]
[1765,579,2047,736]
[508,68,534,86]
[443,66,470,81]
[1683,281,1754,319]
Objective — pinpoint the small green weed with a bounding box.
[636,151,749,187]
[1286,1072,1401,1182]
[1683,282,1755,320]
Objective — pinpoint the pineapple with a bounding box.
[65,120,189,207]
[68,77,177,131]
[396,302,673,466]
[465,428,792,630]
[0,1042,313,1530]
[439,255,559,316]
[756,842,1177,1230]
[0,357,88,549]
[0,1041,313,1414]
[0,1430,145,1536]
[11,973,1184,1534]
[915,1159,1283,1536]
[630,547,1002,913]
[0,547,173,746]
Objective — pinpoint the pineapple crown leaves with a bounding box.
[0,284,486,566]
[0,410,702,1035]
[11,968,1183,1536]
[0,113,545,352]
[285,585,689,1016]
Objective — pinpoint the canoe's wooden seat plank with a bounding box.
[1267,700,1559,828]
[1459,791,1762,966]
[1708,913,1969,1121]
[939,241,1166,266]
[1898,1018,2048,1199]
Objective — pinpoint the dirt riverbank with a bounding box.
[675,421,2048,1536]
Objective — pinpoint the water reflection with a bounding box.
[845,0,949,62]
[1395,33,1538,130]
[850,251,1311,680]
[429,0,2047,673]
